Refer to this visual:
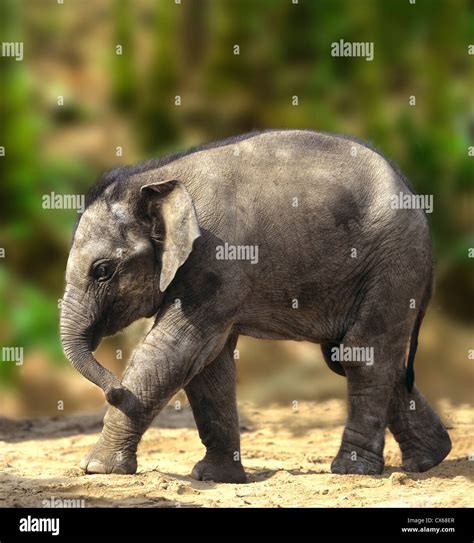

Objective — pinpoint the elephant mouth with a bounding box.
[88,318,108,352]
[89,312,123,352]
[90,328,102,352]
[90,326,103,352]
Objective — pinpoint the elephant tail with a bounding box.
[406,272,433,392]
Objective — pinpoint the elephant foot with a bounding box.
[388,383,452,473]
[399,426,452,473]
[190,453,247,483]
[331,449,384,475]
[80,438,137,475]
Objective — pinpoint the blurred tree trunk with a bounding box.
[176,0,209,142]
[0,0,38,223]
[136,1,179,152]
[111,0,137,112]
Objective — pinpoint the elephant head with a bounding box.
[60,172,200,406]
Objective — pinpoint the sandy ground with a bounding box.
[0,399,473,508]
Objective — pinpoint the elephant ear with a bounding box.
[139,178,200,292]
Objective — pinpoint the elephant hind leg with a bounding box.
[388,377,451,472]
[321,342,346,376]
[330,331,396,476]
[330,291,416,476]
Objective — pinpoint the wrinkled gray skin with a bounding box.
[60,130,451,481]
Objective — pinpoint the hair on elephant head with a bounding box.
[60,172,200,406]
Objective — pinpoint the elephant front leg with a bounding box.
[80,337,175,475]
[388,379,451,472]
[81,317,231,475]
[185,333,246,483]
[79,405,142,474]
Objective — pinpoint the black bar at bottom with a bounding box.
[0,507,472,540]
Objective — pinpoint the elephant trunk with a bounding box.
[60,287,126,407]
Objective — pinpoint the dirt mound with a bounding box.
[0,400,473,507]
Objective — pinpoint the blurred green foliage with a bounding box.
[0,0,473,392]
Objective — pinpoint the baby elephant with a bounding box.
[60,129,451,482]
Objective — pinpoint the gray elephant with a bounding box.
[60,129,451,482]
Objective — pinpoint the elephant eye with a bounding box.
[92,261,114,282]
